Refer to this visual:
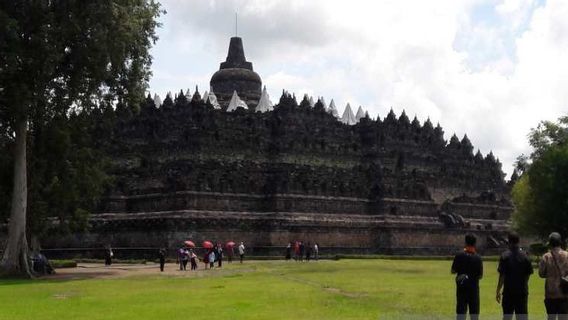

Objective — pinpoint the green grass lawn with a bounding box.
[0,259,547,319]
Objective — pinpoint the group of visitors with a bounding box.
[175,247,199,271]
[158,241,246,272]
[285,241,319,262]
[452,231,568,320]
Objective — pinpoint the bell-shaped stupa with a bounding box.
[210,37,262,109]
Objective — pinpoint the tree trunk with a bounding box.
[0,119,32,278]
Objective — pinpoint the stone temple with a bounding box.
[42,37,513,257]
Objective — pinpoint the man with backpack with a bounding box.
[496,232,533,320]
[539,232,568,319]
[452,234,483,320]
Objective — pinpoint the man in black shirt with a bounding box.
[497,232,533,320]
[452,234,483,320]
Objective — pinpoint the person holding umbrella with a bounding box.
[226,241,236,263]
[202,241,214,269]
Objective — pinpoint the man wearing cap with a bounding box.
[496,232,533,320]
[452,234,483,320]
[539,232,568,319]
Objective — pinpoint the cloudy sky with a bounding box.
[148,0,568,177]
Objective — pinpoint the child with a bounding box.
[209,250,215,269]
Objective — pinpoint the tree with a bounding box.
[0,1,162,277]
[512,116,568,238]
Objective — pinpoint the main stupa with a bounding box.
[210,37,262,108]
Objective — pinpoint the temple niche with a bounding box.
[37,36,513,257]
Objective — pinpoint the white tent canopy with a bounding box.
[256,86,273,112]
[320,97,327,109]
[153,94,162,107]
[226,90,247,112]
[208,92,221,109]
[355,106,366,122]
[328,99,339,117]
[341,103,357,125]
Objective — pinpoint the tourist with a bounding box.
[182,248,189,271]
[227,245,234,263]
[285,242,292,261]
[216,244,223,268]
[539,232,568,319]
[203,250,209,269]
[314,243,319,261]
[306,242,312,262]
[159,248,166,272]
[209,249,216,269]
[451,234,483,320]
[238,242,245,263]
[178,247,185,271]
[105,245,113,266]
[496,232,533,320]
[299,241,305,262]
[294,241,300,261]
[190,249,198,270]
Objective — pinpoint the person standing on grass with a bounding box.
[452,234,483,320]
[238,242,245,263]
[216,244,223,268]
[496,232,533,320]
[539,232,568,320]
[105,245,113,266]
[285,242,292,261]
[314,243,319,261]
[299,241,305,262]
[178,247,185,271]
[190,249,198,270]
[182,248,189,271]
[209,249,216,269]
[306,242,312,262]
[227,245,234,263]
[294,241,300,261]
[159,248,166,272]
[203,250,209,269]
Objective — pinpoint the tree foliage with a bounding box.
[0,0,162,277]
[512,116,568,238]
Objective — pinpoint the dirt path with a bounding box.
[48,262,253,281]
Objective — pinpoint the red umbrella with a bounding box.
[202,241,214,249]
[226,241,236,248]
[184,240,195,248]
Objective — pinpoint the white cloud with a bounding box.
[149,0,568,177]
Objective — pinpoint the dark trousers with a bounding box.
[545,298,568,320]
[159,259,165,272]
[456,286,479,320]
[182,260,188,270]
[502,294,528,320]
[190,258,197,270]
[240,254,244,263]
[218,258,222,267]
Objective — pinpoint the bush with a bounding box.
[529,243,547,256]
[51,260,77,268]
